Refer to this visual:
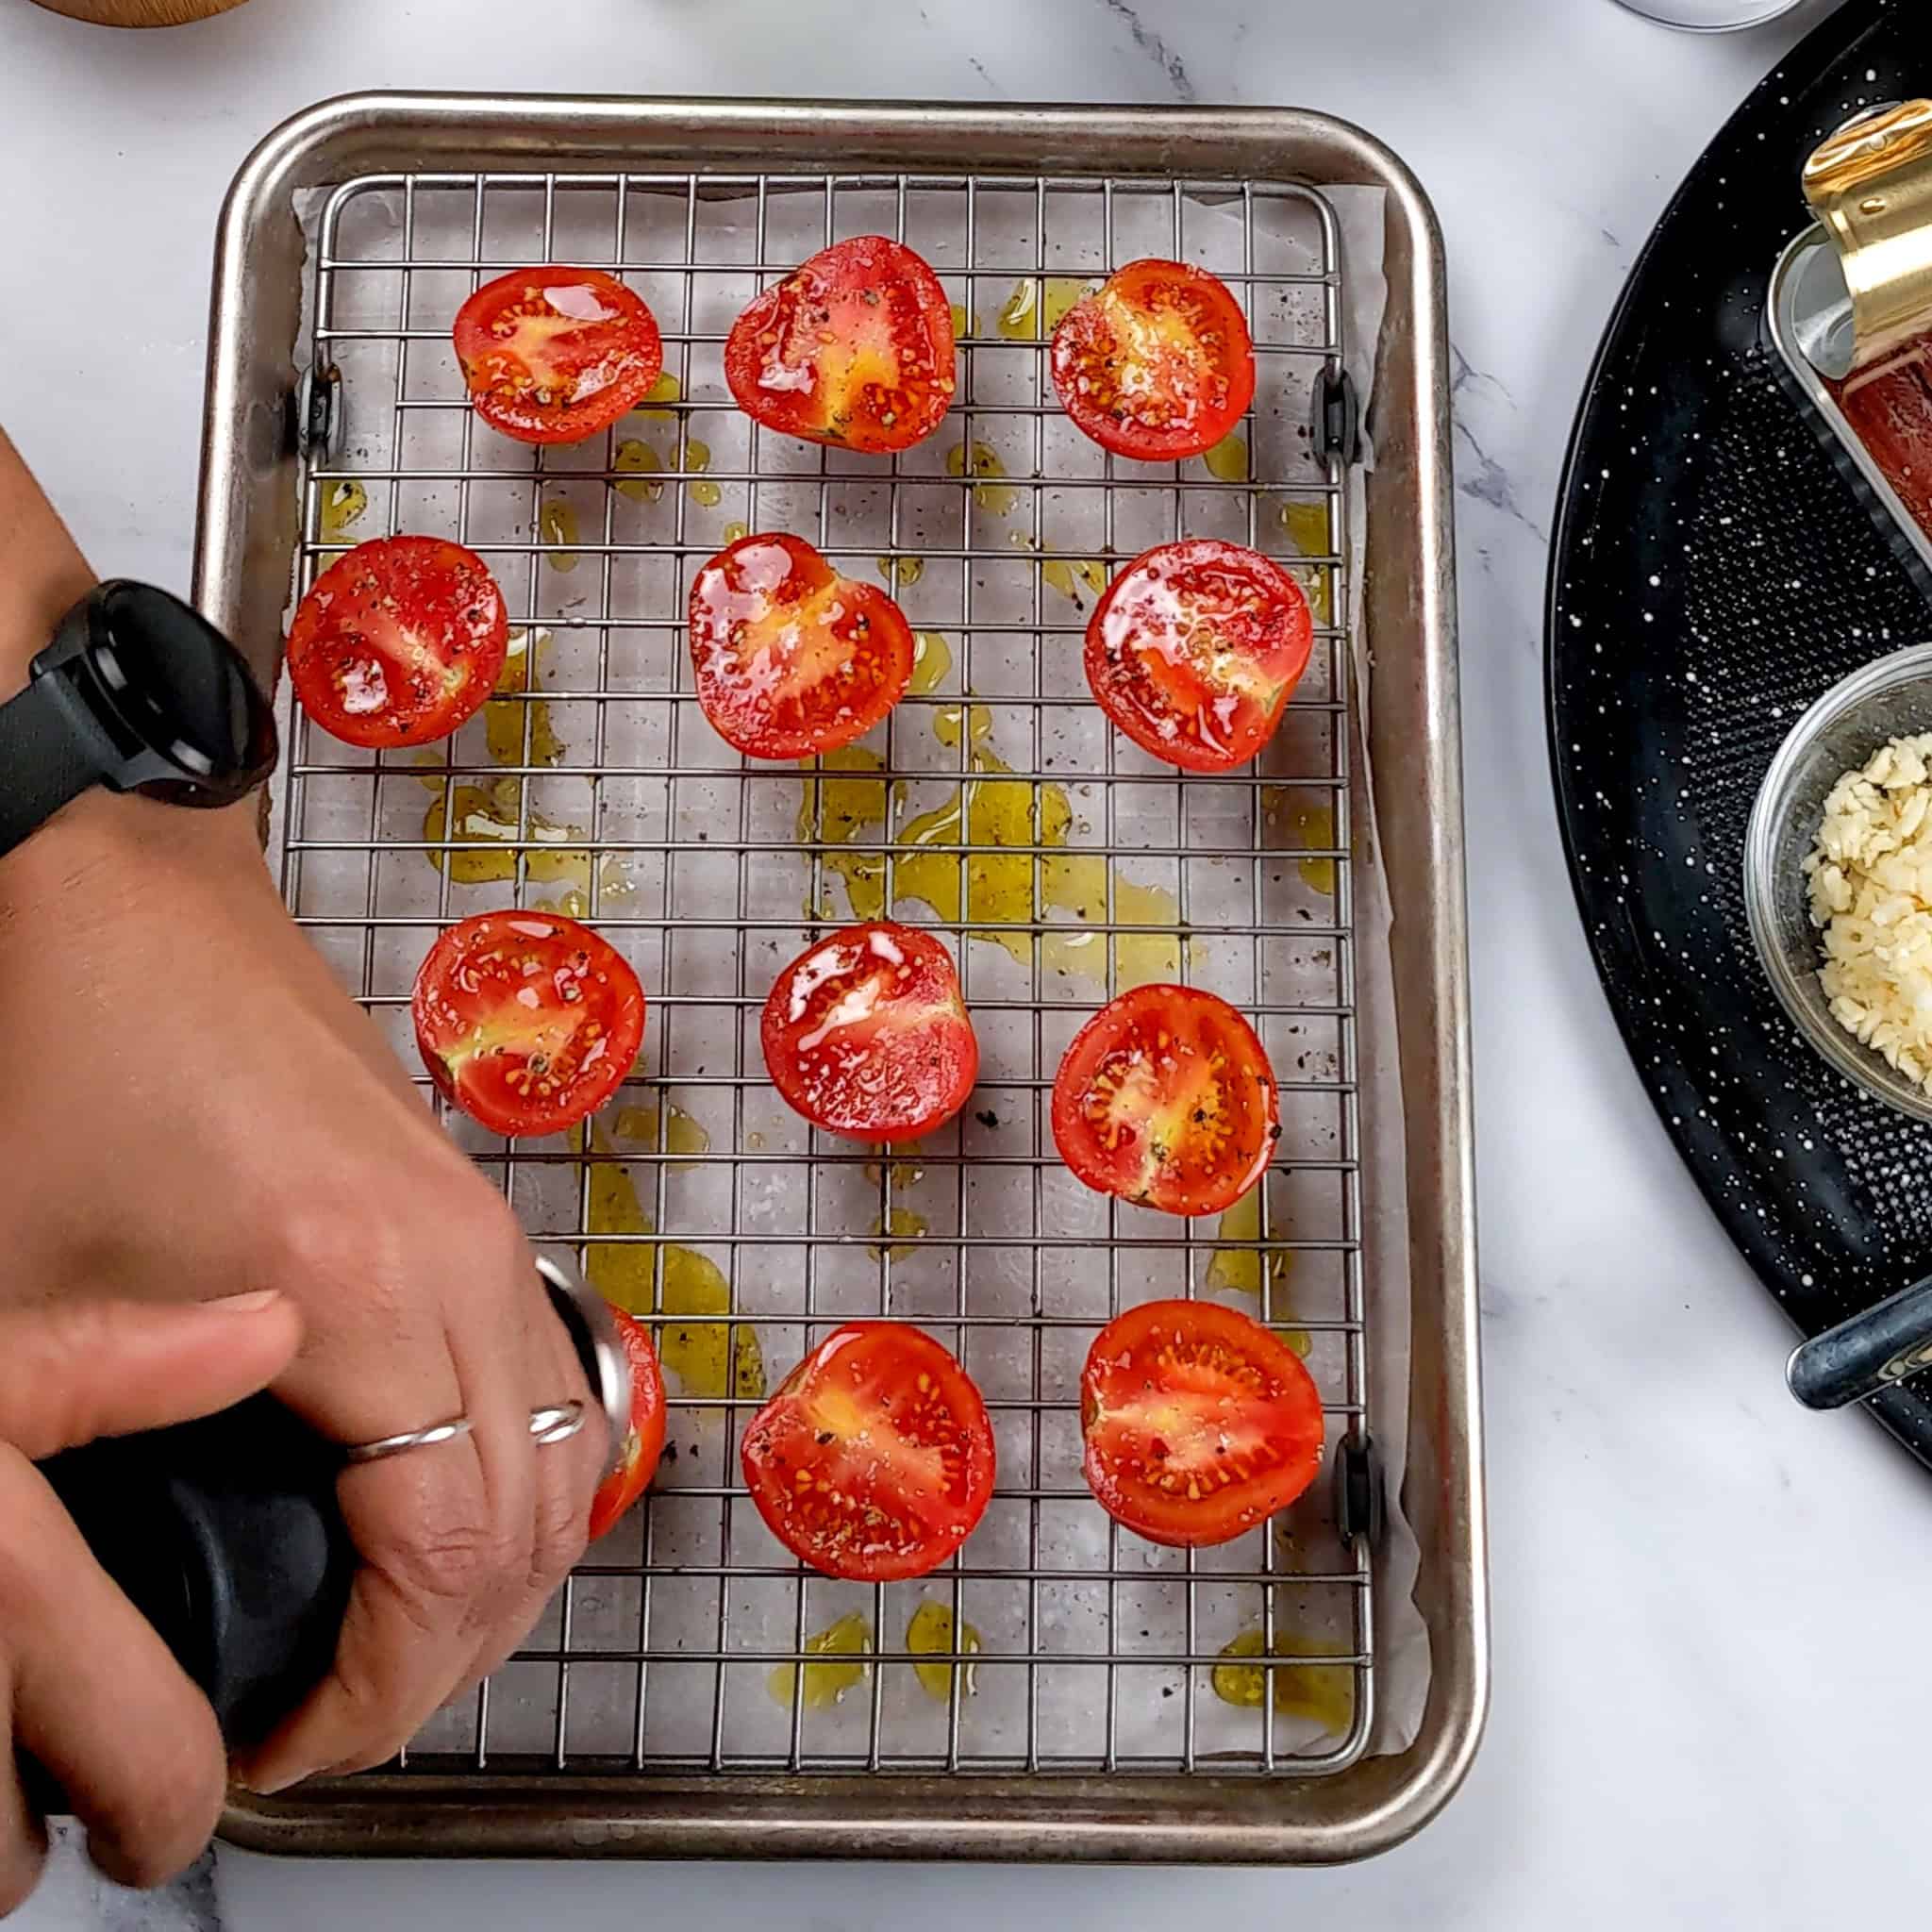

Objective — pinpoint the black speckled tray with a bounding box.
[1547,0,1932,1467]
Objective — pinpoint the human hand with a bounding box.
[0,796,606,1795]
[0,1291,302,1909]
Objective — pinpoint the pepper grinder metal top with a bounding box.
[535,1251,631,1478]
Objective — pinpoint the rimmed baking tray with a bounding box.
[192,91,1481,1867]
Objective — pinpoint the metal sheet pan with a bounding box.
[192,91,1482,1867]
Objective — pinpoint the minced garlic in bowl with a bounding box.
[1805,732,1932,1091]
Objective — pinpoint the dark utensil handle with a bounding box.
[1787,1273,1932,1408]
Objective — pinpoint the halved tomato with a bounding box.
[454,266,663,444]
[1052,985,1278,1217]
[1049,259,1255,461]
[1081,1300,1324,1548]
[288,536,508,750]
[761,922,976,1141]
[690,533,914,759]
[741,1323,995,1581]
[1087,540,1312,771]
[587,1307,668,1540]
[412,910,645,1139]
[724,237,956,454]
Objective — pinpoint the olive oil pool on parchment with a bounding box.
[796,658,1193,991]
[1211,1627,1354,1736]
[769,1603,984,1711]
[769,1612,872,1710]
[907,1599,982,1702]
[417,627,639,916]
[866,1146,929,1261]
[581,1124,764,1405]
[611,374,720,508]
[994,276,1090,341]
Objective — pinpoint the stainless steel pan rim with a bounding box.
[193,91,1483,1868]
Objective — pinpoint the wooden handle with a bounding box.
[26,0,251,24]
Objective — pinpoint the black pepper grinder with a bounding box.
[33,1257,627,1757]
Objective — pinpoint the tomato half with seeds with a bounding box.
[1052,985,1278,1217]
[288,536,508,749]
[741,1323,995,1581]
[588,1307,668,1541]
[454,266,663,444]
[690,532,914,759]
[412,910,646,1139]
[1049,258,1255,461]
[1081,1300,1324,1548]
[761,922,976,1141]
[724,237,956,454]
[1086,540,1312,772]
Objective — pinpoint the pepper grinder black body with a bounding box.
[31,1258,625,1771]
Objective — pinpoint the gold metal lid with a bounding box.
[1802,100,1932,379]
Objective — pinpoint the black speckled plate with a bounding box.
[1547,0,1932,1467]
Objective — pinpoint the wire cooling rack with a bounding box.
[279,162,1367,1780]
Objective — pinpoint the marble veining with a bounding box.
[1093,0,1199,102]
[1450,345,1549,544]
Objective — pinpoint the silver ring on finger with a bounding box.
[342,1415,475,1464]
[526,1398,588,1447]
[344,1399,588,1465]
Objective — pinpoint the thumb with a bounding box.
[0,1291,304,1459]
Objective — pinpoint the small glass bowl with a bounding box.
[1743,642,1932,1124]
[1609,0,1806,28]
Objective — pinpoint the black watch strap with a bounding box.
[0,582,276,862]
[0,672,114,858]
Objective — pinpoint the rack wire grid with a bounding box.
[281,159,1371,1783]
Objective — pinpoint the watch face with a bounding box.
[90,584,277,806]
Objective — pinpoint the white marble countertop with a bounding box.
[3,0,1925,1925]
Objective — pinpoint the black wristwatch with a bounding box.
[0,580,277,857]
